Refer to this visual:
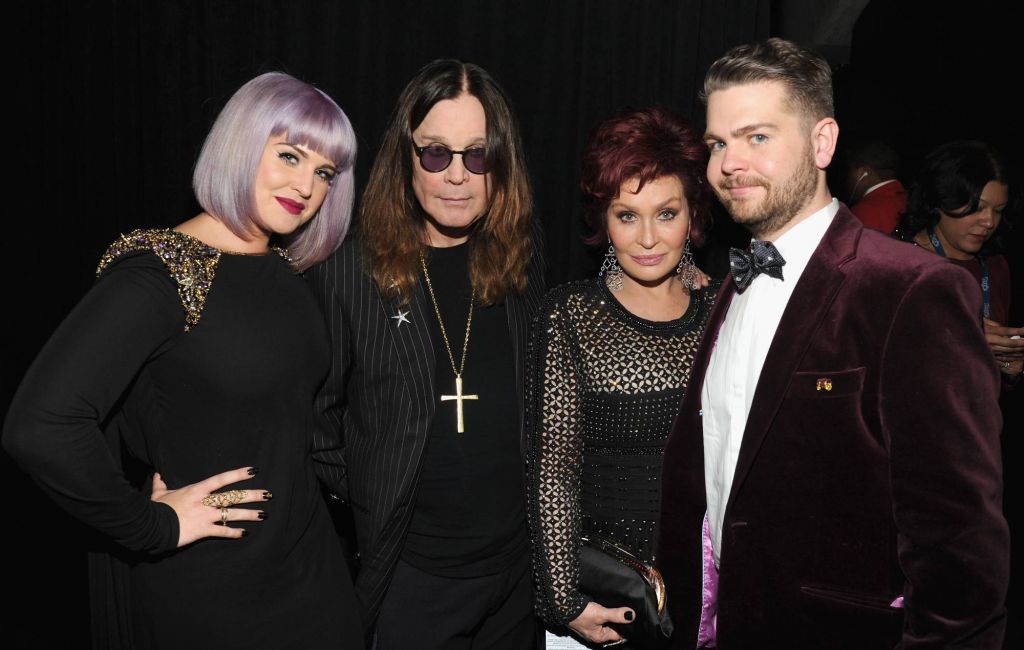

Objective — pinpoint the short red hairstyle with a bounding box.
[580,106,711,245]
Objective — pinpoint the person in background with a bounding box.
[3,72,363,649]
[846,139,906,234]
[308,59,544,649]
[898,139,1023,383]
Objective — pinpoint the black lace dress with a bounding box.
[526,278,717,629]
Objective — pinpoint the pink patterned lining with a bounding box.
[697,513,719,648]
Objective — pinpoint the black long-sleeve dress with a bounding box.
[3,229,361,650]
[526,278,717,629]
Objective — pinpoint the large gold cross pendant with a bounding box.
[440,375,479,433]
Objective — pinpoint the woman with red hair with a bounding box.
[527,106,716,648]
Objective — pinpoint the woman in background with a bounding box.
[898,140,1023,383]
[3,72,362,649]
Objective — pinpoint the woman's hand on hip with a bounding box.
[150,467,271,547]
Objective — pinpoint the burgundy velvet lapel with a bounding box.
[685,278,737,428]
[692,278,741,401]
[724,207,863,512]
[665,277,738,506]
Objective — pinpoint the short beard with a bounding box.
[717,145,818,239]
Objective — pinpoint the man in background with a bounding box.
[846,139,906,233]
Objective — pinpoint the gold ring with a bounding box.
[201,490,247,508]
[220,508,229,526]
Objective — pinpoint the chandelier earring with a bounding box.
[599,242,624,292]
[676,228,699,290]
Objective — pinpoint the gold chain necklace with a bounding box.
[420,253,478,433]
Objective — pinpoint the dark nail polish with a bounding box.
[247,467,259,476]
[624,610,634,622]
[263,491,273,500]
[240,529,248,538]
[258,511,267,521]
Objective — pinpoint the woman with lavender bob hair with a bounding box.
[194,71,357,270]
[3,72,363,648]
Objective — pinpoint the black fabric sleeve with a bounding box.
[3,253,181,553]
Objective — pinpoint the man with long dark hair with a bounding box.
[308,59,544,649]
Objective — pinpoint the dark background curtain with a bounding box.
[2,1,1018,647]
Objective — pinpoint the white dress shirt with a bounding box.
[702,199,839,566]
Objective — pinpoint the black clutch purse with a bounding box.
[578,534,673,649]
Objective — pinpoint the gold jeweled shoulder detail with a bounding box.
[96,229,221,331]
[270,246,291,263]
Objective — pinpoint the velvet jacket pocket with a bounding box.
[800,583,900,611]
[786,367,865,399]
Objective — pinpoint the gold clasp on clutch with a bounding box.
[581,534,668,615]
[816,378,833,392]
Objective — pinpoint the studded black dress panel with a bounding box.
[526,278,717,626]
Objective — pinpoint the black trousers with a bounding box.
[375,554,541,650]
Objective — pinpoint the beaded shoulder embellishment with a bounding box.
[269,246,291,263]
[96,229,221,331]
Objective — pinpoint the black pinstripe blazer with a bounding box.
[307,228,546,627]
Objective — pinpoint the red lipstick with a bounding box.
[275,197,304,215]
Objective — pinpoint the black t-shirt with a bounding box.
[401,242,528,577]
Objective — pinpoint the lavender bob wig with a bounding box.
[192,72,356,271]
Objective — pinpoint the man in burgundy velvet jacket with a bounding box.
[658,38,1008,649]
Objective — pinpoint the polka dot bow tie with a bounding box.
[729,240,786,291]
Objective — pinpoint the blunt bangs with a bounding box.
[193,72,356,271]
